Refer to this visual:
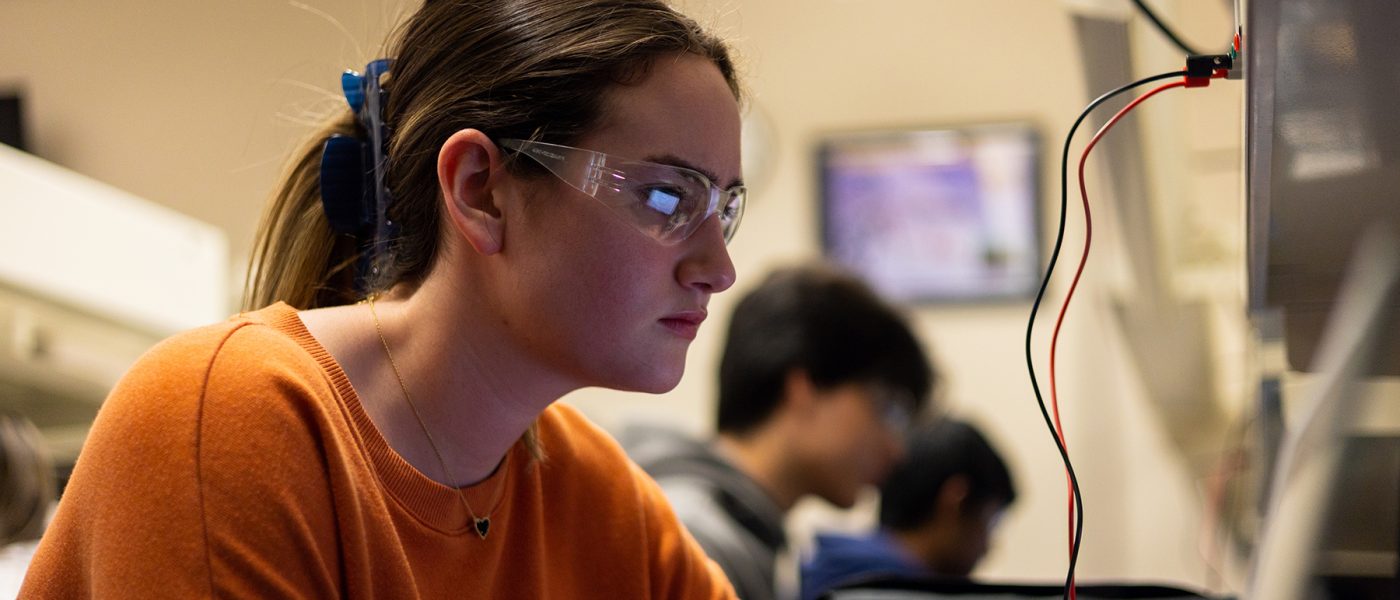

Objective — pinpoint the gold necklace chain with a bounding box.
[366,295,509,539]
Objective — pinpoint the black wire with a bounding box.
[1026,69,1186,599]
[1130,0,1215,56]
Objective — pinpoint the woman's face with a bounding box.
[498,53,741,393]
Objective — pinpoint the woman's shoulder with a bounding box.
[106,303,334,426]
[531,404,667,525]
[85,303,350,500]
[129,303,320,383]
[536,402,625,461]
[533,403,738,598]
[534,403,646,485]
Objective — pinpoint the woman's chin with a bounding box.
[606,360,686,395]
[619,369,685,394]
[573,341,689,394]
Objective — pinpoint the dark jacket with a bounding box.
[622,425,788,600]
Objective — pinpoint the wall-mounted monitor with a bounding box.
[819,123,1040,304]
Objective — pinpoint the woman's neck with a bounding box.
[305,275,576,487]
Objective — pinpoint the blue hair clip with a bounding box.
[319,134,370,235]
[319,58,396,292]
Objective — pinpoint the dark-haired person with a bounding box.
[23,1,748,597]
[800,419,1016,600]
[624,263,934,600]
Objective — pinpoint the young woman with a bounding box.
[21,1,746,597]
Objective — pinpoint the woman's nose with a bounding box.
[676,217,736,294]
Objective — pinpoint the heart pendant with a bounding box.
[474,517,490,539]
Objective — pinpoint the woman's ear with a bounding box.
[438,128,506,255]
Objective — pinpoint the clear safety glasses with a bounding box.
[499,138,746,245]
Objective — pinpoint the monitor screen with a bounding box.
[819,124,1040,304]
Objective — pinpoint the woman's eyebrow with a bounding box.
[645,154,744,189]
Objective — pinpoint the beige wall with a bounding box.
[1,0,1245,592]
[0,0,422,286]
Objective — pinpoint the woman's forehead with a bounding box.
[584,54,742,185]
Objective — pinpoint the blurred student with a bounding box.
[801,419,1015,600]
[0,412,53,597]
[625,263,934,600]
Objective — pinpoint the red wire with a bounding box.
[1049,79,1188,599]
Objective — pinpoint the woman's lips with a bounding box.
[659,311,706,340]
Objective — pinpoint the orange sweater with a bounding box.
[21,303,735,599]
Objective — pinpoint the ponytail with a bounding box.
[243,111,360,311]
